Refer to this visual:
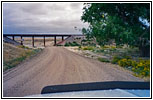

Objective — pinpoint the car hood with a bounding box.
[27,89,150,97]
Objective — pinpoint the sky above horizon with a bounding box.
[3,3,88,34]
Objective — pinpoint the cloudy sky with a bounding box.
[3,3,88,34]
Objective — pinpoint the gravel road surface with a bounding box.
[3,47,143,97]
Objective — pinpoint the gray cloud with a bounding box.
[3,3,88,34]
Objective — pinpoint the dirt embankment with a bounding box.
[3,47,143,97]
[3,43,41,71]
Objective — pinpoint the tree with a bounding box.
[81,3,150,57]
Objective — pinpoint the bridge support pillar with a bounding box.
[62,36,64,41]
[44,36,45,47]
[21,36,23,45]
[54,36,56,46]
[32,36,34,47]
[12,36,14,41]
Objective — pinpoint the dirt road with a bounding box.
[3,47,143,97]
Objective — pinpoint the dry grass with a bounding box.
[3,43,26,62]
[3,42,41,71]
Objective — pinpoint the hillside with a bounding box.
[3,42,41,71]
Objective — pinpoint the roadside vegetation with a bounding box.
[79,45,150,80]
[64,41,80,46]
[3,43,42,71]
[79,3,150,80]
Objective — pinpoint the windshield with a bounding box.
[2,2,151,98]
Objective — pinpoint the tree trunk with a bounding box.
[139,45,150,57]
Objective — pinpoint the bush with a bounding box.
[117,58,150,77]
[132,59,150,77]
[118,59,133,67]
[81,46,95,51]
[17,45,29,49]
[17,45,25,48]
[96,49,104,53]
[64,42,80,46]
[103,45,110,48]
[102,45,116,49]
[78,46,81,49]
[111,56,122,64]
[98,57,110,63]
[131,60,138,68]
[64,42,70,46]
[111,55,132,64]
[123,55,132,59]
[116,45,123,48]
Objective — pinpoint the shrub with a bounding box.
[78,46,81,49]
[118,59,133,67]
[117,58,150,77]
[72,41,80,46]
[64,42,80,46]
[102,45,116,49]
[64,42,70,46]
[17,45,25,48]
[81,46,95,51]
[123,55,132,59]
[103,45,110,48]
[109,48,117,52]
[116,45,123,48]
[132,59,150,77]
[96,49,105,53]
[17,45,30,49]
[131,60,138,68]
[111,46,116,48]
[111,56,122,64]
[111,55,132,64]
[98,57,110,63]
[24,46,30,49]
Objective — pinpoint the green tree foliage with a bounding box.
[81,3,150,57]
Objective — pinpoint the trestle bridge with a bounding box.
[3,33,84,47]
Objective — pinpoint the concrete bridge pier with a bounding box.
[54,36,56,46]
[12,36,15,41]
[62,36,64,41]
[21,36,23,45]
[44,36,45,47]
[32,36,34,47]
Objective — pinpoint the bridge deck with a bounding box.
[3,34,84,37]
